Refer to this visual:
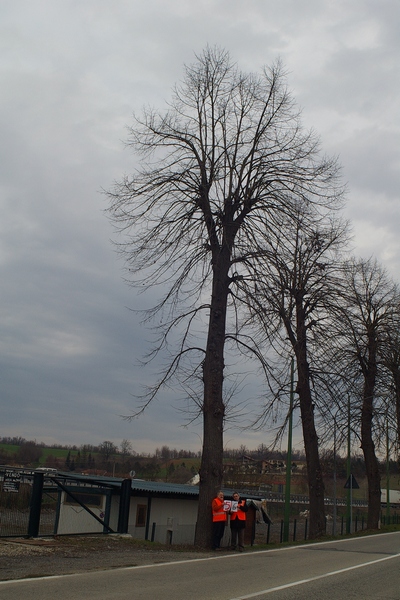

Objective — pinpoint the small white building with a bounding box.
[53,473,259,546]
[55,475,200,543]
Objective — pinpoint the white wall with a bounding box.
[127,496,199,544]
[57,491,106,534]
[58,491,231,546]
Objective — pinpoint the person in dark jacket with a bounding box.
[229,492,248,551]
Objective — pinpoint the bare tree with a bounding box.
[107,47,344,546]
[99,440,118,462]
[17,441,43,466]
[242,206,349,537]
[330,258,398,529]
[378,298,400,461]
[120,439,134,459]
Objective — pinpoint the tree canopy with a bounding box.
[108,46,348,544]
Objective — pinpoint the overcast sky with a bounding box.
[1,0,399,455]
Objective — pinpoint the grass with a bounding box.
[0,444,20,455]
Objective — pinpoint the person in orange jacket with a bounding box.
[211,490,227,549]
[229,491,248,551]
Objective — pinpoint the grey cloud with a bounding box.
[0,0,399,453]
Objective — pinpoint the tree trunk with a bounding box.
[194,250,230,547]
[361,357,381,529]
[296,346,326,538]
[282,292,325,539]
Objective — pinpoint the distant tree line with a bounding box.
[0,437,397,486]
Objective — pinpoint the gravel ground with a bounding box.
[0,535,217,581]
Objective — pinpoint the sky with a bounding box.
[1,0,399,455]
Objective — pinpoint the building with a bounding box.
[51,472,262,546]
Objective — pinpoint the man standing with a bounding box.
[211,490,227,549]
[229,492,248,551]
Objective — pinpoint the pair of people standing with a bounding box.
[211,491,248,551]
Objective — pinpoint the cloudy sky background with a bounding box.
[1,0,399,455]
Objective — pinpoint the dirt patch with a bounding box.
[0,535,217,581]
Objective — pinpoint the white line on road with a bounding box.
[228,552,400,599]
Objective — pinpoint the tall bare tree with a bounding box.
[331,258,398,529]
[107,47,344,546]
[379,299,400,462]
[241,206,348,537]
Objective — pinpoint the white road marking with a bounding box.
[228,552,400,599]
[1,531,399,587]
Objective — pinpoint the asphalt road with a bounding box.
[1,532,399,600]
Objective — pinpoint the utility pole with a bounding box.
[386,416,390,522]
[346,395,351,534]
[333,418,337,536]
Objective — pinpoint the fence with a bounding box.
[0,468,115,538]
[253,512,400,545]
[0,469,43,537]
[1,467,398,544]
[254,516,363,545]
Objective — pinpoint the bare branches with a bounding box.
[324,257,400,528]
[107,48,345,419]
[106,46,348,544]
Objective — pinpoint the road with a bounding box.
[1,532,399,599]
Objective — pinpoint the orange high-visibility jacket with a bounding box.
[230,500,247,521]
[212,497,227,522]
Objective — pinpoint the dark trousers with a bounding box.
[230,525,245,548]
[212,521,225,548]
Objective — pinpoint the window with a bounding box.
[136,504,147,527]
[64,492,103,508]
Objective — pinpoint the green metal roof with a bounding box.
[51,472,262,500]
[53,472,200,496]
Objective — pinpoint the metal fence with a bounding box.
[0,470,33,537]
[254,516,364,545]
[1,467,398,544]
[0,468,113,538]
